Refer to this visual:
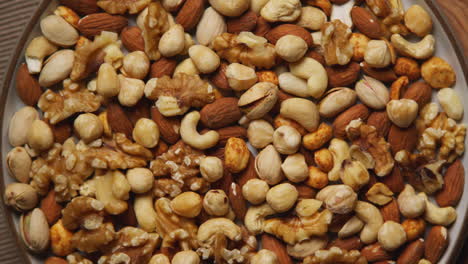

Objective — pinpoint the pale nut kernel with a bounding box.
[280,98,320,132]
[250,0,269,13]
[386,99,419,128]
[306,166,328,189]
[247,119,274,149]
[266,183,298,213]
[402,218,426,241]
[209,0,250,17]
[275,35,308,63]
[40,15,79,47]
[366,183,394,206]
[364,40,392,69]
[97,63,120,97]
[316,184,357,214]
[126,168,154,194]
[121,51,150,80]
[251,249,279,264]
[349,33,369,62]
[196,7,227,46]
[318,88,357,118]
[203,189,230,216]
[226,63,258,91]
[172,250,200,264]
[273,125,301,154]
[224,137,250,173]
[289,57,328,98]
[341,160,370,191]
[8,106,39,147]
[404,5,433,37]
[188,45,221,74]
[355,76,389,110]
[295,199,322,217]
[297,6,326,31]
[162,0,184,11]
[242,179,270,205]
[437,88,463,120]
[256,145,284,185]
[174,58,200,76]
[421,56,456,89]
[133,118,160,148]
[73,113,103,143]
[397,184,426,219]
[170,192,203,218]
[159,24,185,57]
[278,72,309,98]
[6,147,32,183]
[281,153,309,183]
[200,156,224,183]
[314,148,333,173]
[260,0,302,22]
[149,254,170,264]
[118,75,145,107]
[27,120,54,152]
[377,221,407,251]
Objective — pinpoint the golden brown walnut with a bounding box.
[67,253,93,264]
[99,227,161,264]
[71,222,116,253]
[346,120,394,177]
[97,0,150,14]
[61,196,105,231]
[153,178,183,198]
[303,246,367,264]
[212,32,277,69]
[143,2,170,60]
[321,20,354,66]
[38,80,102,124]
[264,209,332,245]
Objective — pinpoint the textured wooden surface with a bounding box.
[436,0,468,58]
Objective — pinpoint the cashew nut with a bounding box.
[134,192,158,232]
[244,203,276,235]
[397,184,426,219]
[25,36,58,74]
[419,192,457,226]
[338,216,364,238]
[390,34,435,60]
[354,201,384,244]
[180,111,219,150]
[280,98,320,132]
[197,218,242,242]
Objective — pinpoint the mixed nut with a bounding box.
[3,0,466,263]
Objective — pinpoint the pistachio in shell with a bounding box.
[238,82,278,120]
[6,147,32,183]
[3,183,38,212]
[20,208,50,253]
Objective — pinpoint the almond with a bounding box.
[382,166,405,193]
[114,201,138,227]
[403,81,432,107]
[227,11,258,34]
[329,213,353,233]
[351,7,383,39]
[367,111,391,138]
[77,13,128,38]
[210,62,230,90]
[59,0,99,15]
[212,168,233,194]
[150,107,181,144]
[333,104,370,138]
[361,62,398,83]
[328,236,363,251]
[45,257,67,264]
[295,184,317,199]
[125,99,151,126]
[49,120,72,144]
[397,239,424,264]
[229,182,247,220]
[388,125,418,155]
[121,26,145,52]
[176,0,205,31]
[107,102,134,138]
[236,155,258,187]
[380,198,400,223]
[150,58,177,78]
[262,234,293,264]
[40,191,62,225]
[217,126,247,146]
[424,226,448,263]
[200,97,242,129]
[326,62,361,88]
[265,24,314,47]
[16,64,42,106]
[436,159,464,206]
[254,16,271,37]
[306,50,326,66]
[361,243,392,262]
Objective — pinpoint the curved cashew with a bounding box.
[180,111,219,150]
[354,201,383,244]
[25,36,58,74]
[244,203,276,235]
[419,193,457,226]
[390,34,435,60]
[338,216,364,238]
[397,184,426,219]
[197,218,242,242]
[280,98,320,132]
[134,192,158,232]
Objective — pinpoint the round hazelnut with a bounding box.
[149,254,170,264]
[203,189,229,216]
[172,250,200,264]
[188,45,220,74]
[316,185,357,214]
[27,120,54,151]
[118,75,145,107]
[126,168,154,194]
[273,126,301,155]
[281,153,309,183]
[404,5,433,37]
[266,183,298,213]
[251,249,278,264]
[386,99,419,128]
[297,6,326,31]
[200,156,224,183]
[122,51,150,80]
[378,221,407,251]
[73,113,103,143]
[364,40,392,68]
[171,192,203,218]
[247,119,274,149]
[242,179,270,205]
[275,35,308,63]
[133,118,160,148]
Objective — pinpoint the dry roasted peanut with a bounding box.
[319,88,357,118]
[255,145,284,185]
[256,70,279,84]
[386,99,419,128]
[97,63,120,97]
[118,75,145,107]
[266,183,298,213]
[303,123,333,151]
[377,221,407,251]
[196,7,227,46]
[274,115,307,136]
[281,153,308,183]
[121,51,150,80]
[398,184,426,219]
[366,183,394,206]
[402,218,426,241]
[40,15,79,47]
[50,220,73,257]
[364,40,392,69]
[24,36,58,74]
[316,185,357,214]
[349,33,369,62]
[226,63,258,91]
[306,166,328,189]
[74,113,103,143]
[170,191,203,218]
[391,34,435,60]
[158,24,185,57]
[27,120,54,152]
[134,193,157,232]
[203,189,230,216]
[242,179,270,205]
[225,137,250,173]
[8,106,39,147]
[437,88,463,121]
[273,125,301,155]
[209,0,250,17]
[297,6,326,30]
[421,56,456,89]
[181,111,219,150]
[404,5,433,37]
[394,57,421,81]
[200,156,224,183]
[39,49,75,87]
[247,119,274,149]
[126,168,154,194]
[238,82,279,120]
[260,0,301,22]
[280,98,320,132]
[4,183,38,212]
[314,148,333,172]
[172,250,200,264]
[174,58,200,76]
[290,57,328,98]
[354,201,384,244]
[132,118,159,148]
[278,72,309,98]
[6,147,31,183]
[275,35,308,63]
[355,76,389,110]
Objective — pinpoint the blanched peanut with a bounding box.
[266,183,298,213]
[27,120,54,151]
[203,189,229,216]
[226,63,258,91]
[281,153,308,183]
[121,51,150,80]
[133,118,159,148]
[170,192,203,218]
[437,88,463,120]
[97,63,120,97]
[242,179,270,205]
[126,168,154,194]
[248,119,274,149]
[74,113,103,143]
[188,45,220,74]
[275,35,308,63]
[118,75,145,107]
[159,24,185,57]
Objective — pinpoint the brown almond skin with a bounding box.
[425,226,448,263]
[125,99,151,126]
[380,198,400,223]
[77,13,128,38]
[436,159,464,206]
[295,184,317,199]
[150,107,181,144]
[382,166,405,193]
[229,183,247,220]
[388,125,418,155]
[362,62,398,82]
[403,81,432,107]
[176,0,205,31]
[361,243,393,262]
[210,63,230,90]
[16,64,42,106]
[367,111,392,138]
[59,0,99,15]
[45,256,68,264]
[333,104,370,138]
[200,97,242,129]
[306,50,326,65]
[254,17,271,37]
[107,102,134,138]
[40,190,63,225]
[397,239,425,264]
[151,58,177,78]
[121,26,145,52]
[227,11,258,34]
[217,126,247,147]
[236,155,258,188]
[326,62,361,88]
[50,120,72,144]
[328,236,363,251]
[262,234,293,264]
[265,24,314,47]
[351,7,383,39]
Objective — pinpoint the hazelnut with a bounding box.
[247,119,274,149]
[226,63,258,91]
[260,0,301,22]
[27,120,54,151]
[200,156,224,183]
[297,6,326,31]
[172,250,200,264]
[171,192,203,218]
[251,249,279,264]
[295,199,322,217]
[73,113,103,143]
[126,168,154,194]
[306,166,329,189]
[255,145,284,185]
[316,185,357,214]
[378,221,407,251]
[275,35,308,63]
[118,75,145,107]
[133,118,160,148]
[224,137,250,173]
[386,99,419,128]
[364,40,392,68]
[266,183,298,213]
[273,125,301,154]
[209,0,250,17]
[188,45,220,74]
[281,153,309,183]
[242,179,270,205]
[203,189,230,216]
[121,51,150,80]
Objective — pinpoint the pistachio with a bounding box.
[386,99,419,128]
[40,15,79,47]
[20,208,50,253]
[318,88,357,118]
[4,183,38,212]
[238,82,279,119]
[6,147,32,183]
[8,106,39,147]
[355,76,390,110]
[255,145,284,185]
[39,49,75,87]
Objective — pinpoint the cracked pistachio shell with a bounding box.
[4,183,38,212]
[318,87,357,118]
[255,145,284,185]
[238,82,278,119]
[20,208,50,253]
[6,147,32,183]
[355,76,389,110]
[40,15,79,47]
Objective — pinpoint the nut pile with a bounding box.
[3,0,466,263]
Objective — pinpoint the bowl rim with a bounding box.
[0,0,467,263]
